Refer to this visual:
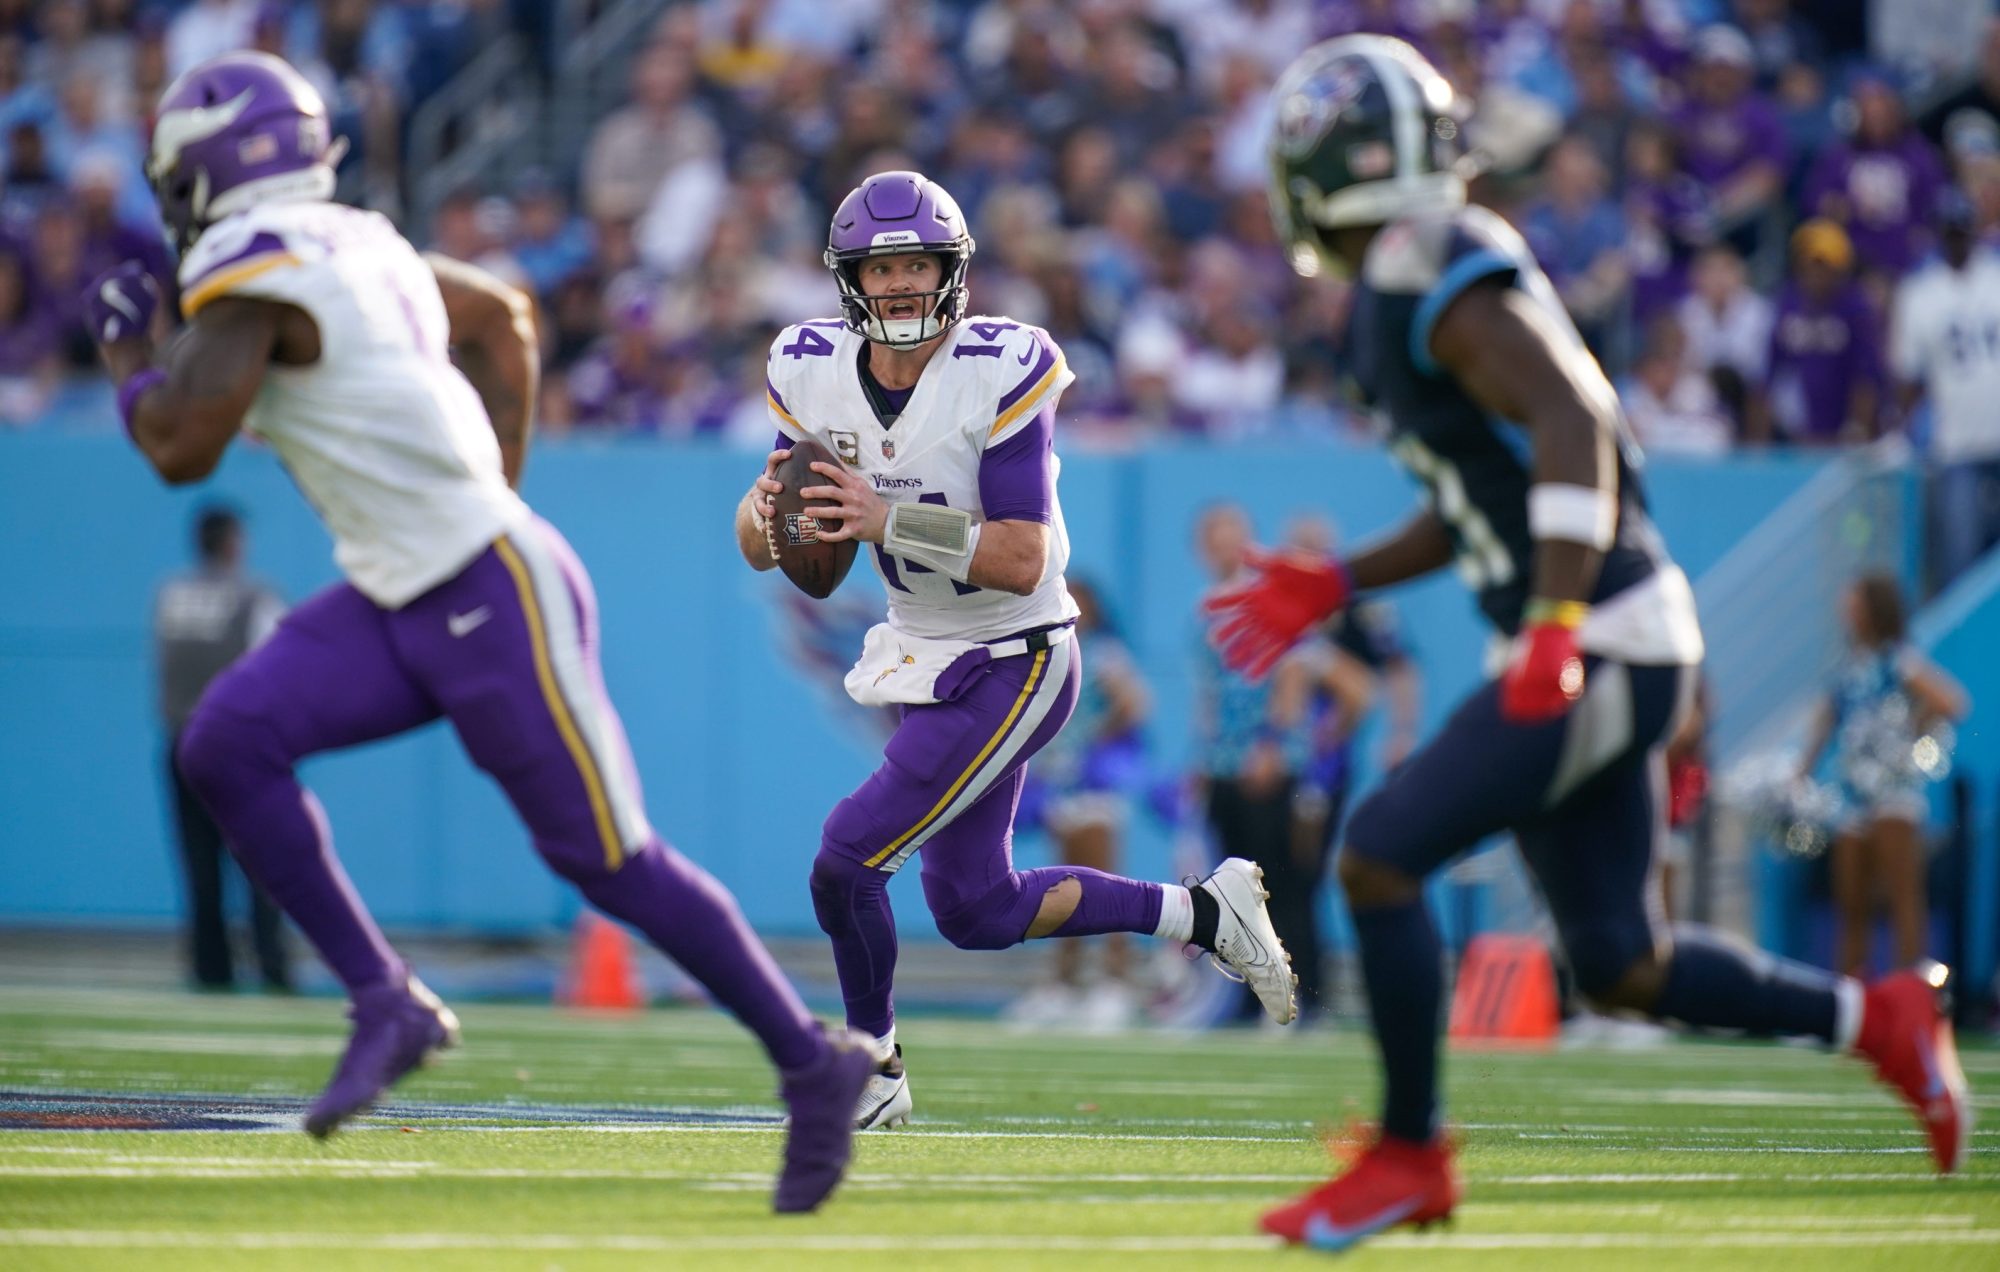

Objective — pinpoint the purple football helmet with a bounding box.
[146,51,346,253]
[824,171,975,348]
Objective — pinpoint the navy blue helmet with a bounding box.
[1267,36,1470,278]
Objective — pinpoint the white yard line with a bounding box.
[0,1160,1966,1187]
[4,1229,2000,1253]
[1488,1171,1945,1184]
[28,1031,343,1058]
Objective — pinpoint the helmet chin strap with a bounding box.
[195,138,347,235]
[205,162,340,222]
[866,310,946,347]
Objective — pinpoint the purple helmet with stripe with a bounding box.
[146,51,346,253]
[824,171,976,348]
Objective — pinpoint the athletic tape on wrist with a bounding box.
[1527,483,1616,550]
[117,368,166,441]
[885,501,981,582]
[1523,597,1591,629]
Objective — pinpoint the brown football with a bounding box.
[769,439,859,599]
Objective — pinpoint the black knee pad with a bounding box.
[1339,792,1397,876]
[1563,922,1652,998]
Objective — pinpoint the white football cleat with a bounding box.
[1196,858,1297,1025]
[854,1042,912,1130]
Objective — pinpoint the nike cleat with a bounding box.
[1260,1133,1459,1252]
[1195,858,1298,1024]
[774,1028,876,1214]
[303,974,459,1139]
[1854,961,1972,1173]
[854,1041,912,1130]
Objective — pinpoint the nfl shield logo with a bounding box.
[881,438,896,460]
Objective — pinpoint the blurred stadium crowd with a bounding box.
[4,0,2000,460]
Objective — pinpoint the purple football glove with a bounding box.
[83,263,162,345]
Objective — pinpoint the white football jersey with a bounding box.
[766,317,1079,642]
[1890,251,2000,465]
[177,200,530,607]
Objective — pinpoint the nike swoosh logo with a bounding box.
[101,281,141,323]
[1915,1033,1946,1100]
[448,607,493,637]
[1303,1199,1423,1250]
[1017,344,1037,365]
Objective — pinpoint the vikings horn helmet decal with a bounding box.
[146,51,347,253]
[824,171,976,348]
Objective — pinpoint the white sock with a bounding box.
[1833,977,1864,1051]
[1155,884,1194,944]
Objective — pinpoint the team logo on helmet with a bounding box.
[1275,62,1369,159]
[1266,35,1470,272]
[825,170,976,349]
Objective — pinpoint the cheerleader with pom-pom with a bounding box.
[1798,575,1967,976]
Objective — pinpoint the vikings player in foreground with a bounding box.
[1214,36,1971,1251]
[86,51,871,1213]
[735,172,1295,1130]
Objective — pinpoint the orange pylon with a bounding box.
[563,913,643,1011]
[1447,934,1559,1047]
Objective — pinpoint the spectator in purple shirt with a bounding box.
[1804,73,1946,284]
[1624,120,1716,325]
[1755,219,1883,445]
[566,288,668,432]
[71,150,172,288]
[1673,26,1788,250]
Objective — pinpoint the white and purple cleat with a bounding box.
[303,974,460,1139]
[773,1029,877,1214]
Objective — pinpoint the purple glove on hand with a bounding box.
[84,263,162,345]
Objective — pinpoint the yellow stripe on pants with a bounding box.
[493,536,623,871]
[863,648,1050,869]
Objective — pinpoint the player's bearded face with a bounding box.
[858,252,942,326]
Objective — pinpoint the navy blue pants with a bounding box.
[1344,657,1694,994]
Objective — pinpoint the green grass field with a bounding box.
[1,984,1996,1270]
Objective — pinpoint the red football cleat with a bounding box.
[1854,961,1972,1173]
[1259,1133,1460,1252]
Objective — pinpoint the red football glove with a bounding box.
[1500,610,1587,723]
[1202,548,1352,680]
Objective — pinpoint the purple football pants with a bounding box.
[176,518,824,1070]
[810,633,1166,1038]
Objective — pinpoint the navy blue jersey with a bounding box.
[1344,206,1686,646]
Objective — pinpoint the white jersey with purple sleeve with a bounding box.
[177,200,531,608]
[765,316,1080,642]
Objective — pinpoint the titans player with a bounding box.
[1212,37,1969,1250]
[735,171,1295,1130]
[85,51,871,1213]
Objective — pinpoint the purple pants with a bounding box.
[177,519,822,1069]
[810,632,1166,1037]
